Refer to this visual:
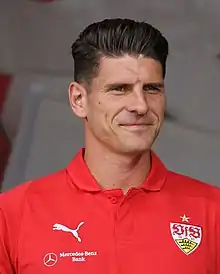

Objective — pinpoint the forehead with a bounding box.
[94,55,163,85]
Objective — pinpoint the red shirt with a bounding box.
[0,149,220,274]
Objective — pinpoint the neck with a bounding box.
[84,143,151,194]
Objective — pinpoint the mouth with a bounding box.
[119,124,151,131]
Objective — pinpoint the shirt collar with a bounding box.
[67,148,168,193]
[140,151,168,191]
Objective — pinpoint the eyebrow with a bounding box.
[104,82,164,90]
[144,82,164,88]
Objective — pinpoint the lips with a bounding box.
[119,124,151,132]
[120,122,153,126]
[121,123,148,126]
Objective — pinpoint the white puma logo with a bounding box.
[53,222,84,242]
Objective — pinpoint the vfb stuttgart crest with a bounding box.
[170,217,202,255]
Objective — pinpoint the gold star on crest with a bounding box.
[180,214,190,223]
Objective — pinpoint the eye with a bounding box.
[143,84,162,94]
[110,84,130,93]
[113,86,125,92]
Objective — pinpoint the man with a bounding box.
[0,19,219,274]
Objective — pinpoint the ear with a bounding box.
[68,82,88,118]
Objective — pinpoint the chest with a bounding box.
[16,194,216,274]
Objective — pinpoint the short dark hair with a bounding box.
[71,18,169,84]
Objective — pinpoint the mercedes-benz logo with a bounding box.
[43,252,58,267]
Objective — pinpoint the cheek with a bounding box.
[88,95,124,130]
[98,99,118,122]
[91,101,110,128]
[149,95,166,118]
[86,95,112,134]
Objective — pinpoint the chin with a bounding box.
[118,143,152,155]
[121,134,156,150]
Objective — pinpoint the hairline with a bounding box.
[76,53,164,88]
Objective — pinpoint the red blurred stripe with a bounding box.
[0,74,12,114]
[0,123,11,187]
[0,74,12,189]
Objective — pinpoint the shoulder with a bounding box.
[0,168,67,214]
[0,168,68,254]
[0,169,68,269]
[165,170,220,202]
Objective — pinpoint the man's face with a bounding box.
[70,55,166,155]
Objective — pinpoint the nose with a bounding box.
[127,90,149,115]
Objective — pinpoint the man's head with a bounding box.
[69,18,169,155]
